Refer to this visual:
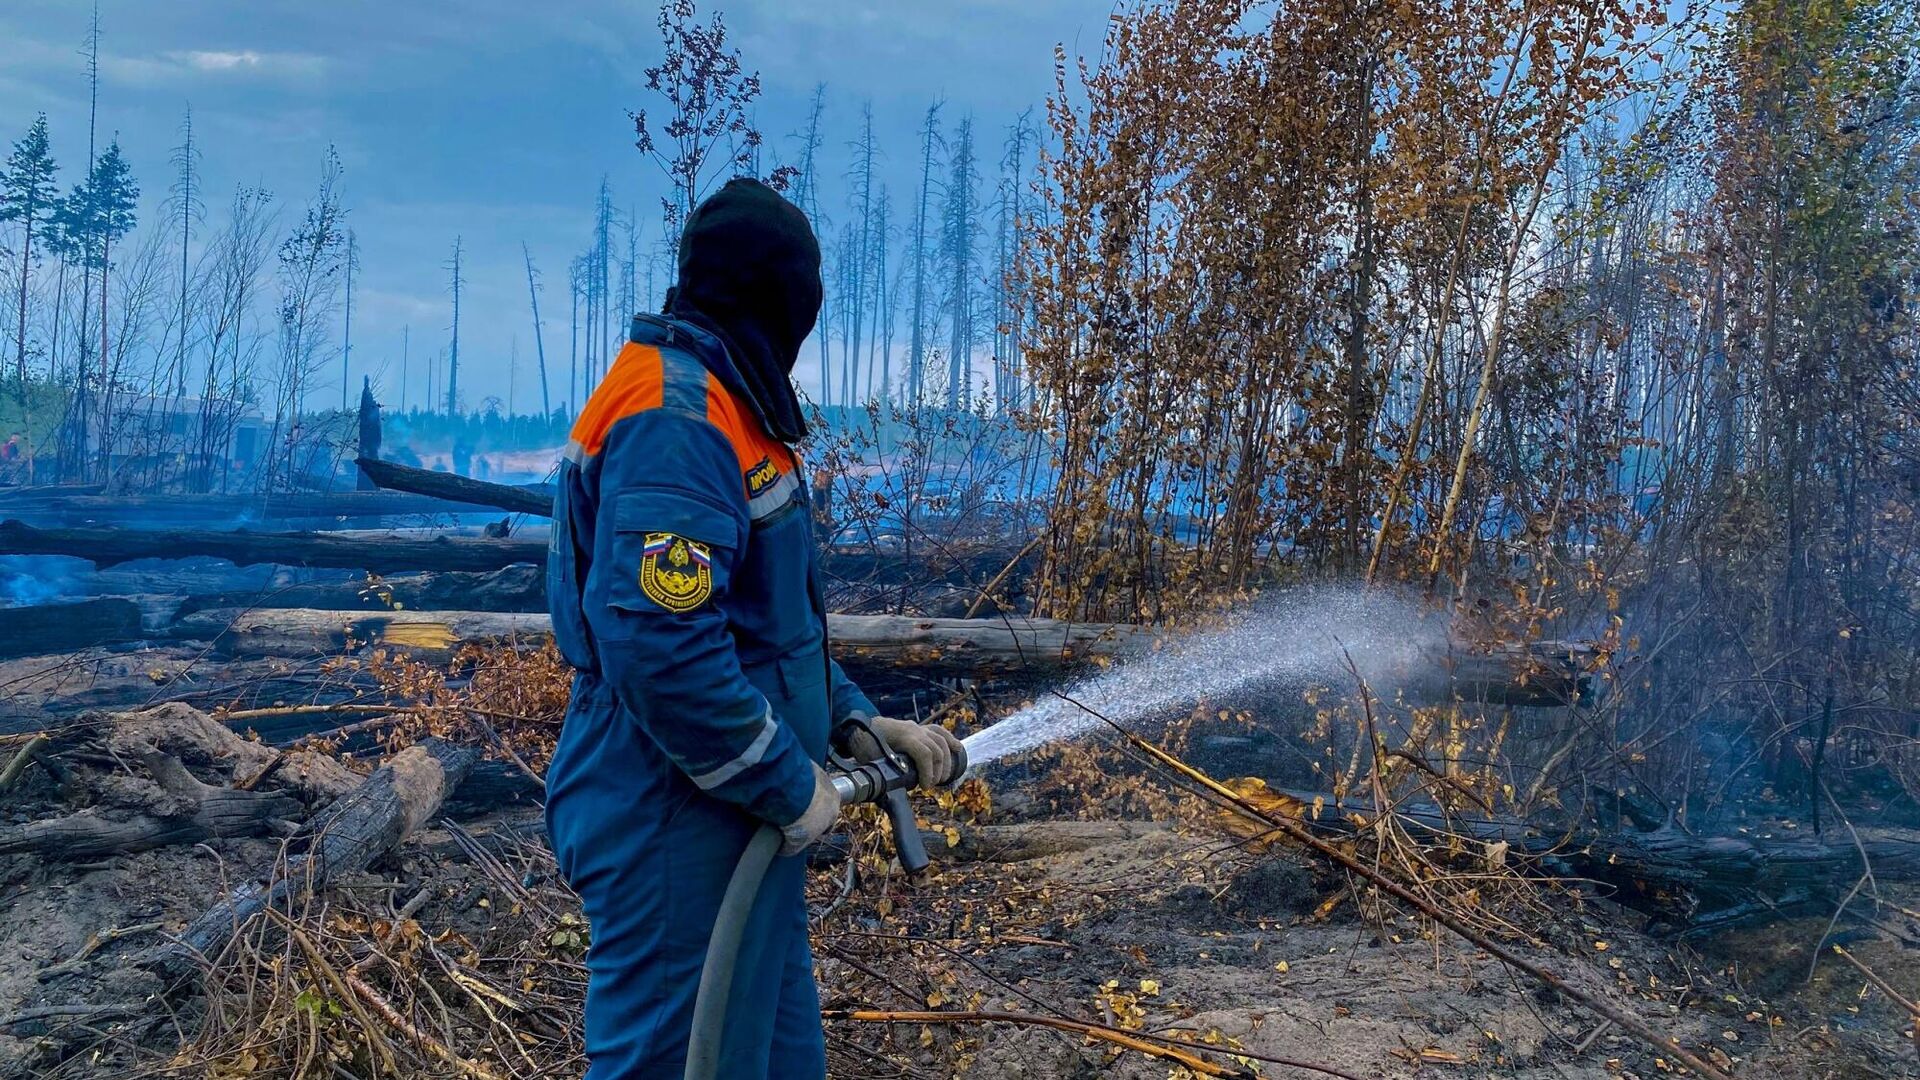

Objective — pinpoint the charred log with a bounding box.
[146,736,478,983]
[0,754,302,859]
[0,487,519,527]
[172,608,552,661]
[172,565,547,617]
[1259,785,1920,933]
[0,598,144,660]
[162,607,1591,704]
[354,456,554,517]
[167,606,1155,677]
[0,705,357,860]
[0,519,545,573]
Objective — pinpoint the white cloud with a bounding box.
[170,49,263,71]
[99,48,327,86]
[172,48,326,76]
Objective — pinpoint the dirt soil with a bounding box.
[0,833,281,1076]
[2,773,1915,1078]
[925,824,1913,1079]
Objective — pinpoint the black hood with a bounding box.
[663,178,820,443]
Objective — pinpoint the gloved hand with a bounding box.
[845,715,965,789]
[778,764,841,856]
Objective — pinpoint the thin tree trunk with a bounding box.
[1424,10,1601,591]
[524,243,551,418]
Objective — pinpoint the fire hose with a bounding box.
[683,720,966,1080]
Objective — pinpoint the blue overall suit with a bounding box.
[544,311,876,1079]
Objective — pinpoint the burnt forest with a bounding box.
[1,0,1917,1077]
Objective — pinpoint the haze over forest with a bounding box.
[2,0,1919,1076]
[0,0,1104,414]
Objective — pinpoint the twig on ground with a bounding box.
[824,1008,1264,1078]
[0,733,48,790]
[269,909,402,1077]
[343,971,509,1080]
[1051,690,1736,1080]
[1831,945,1920,1015]
[36,921,165,981]
[0,1003,143,1030]
[963,536,1043,619]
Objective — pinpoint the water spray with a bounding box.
[961,587,1443,771]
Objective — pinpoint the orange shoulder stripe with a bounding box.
[704,372,794,475]
[565,343,663,462]
[562,342,797,492]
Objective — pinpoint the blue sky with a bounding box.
[0,1,1112,414]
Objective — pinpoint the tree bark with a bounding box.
[354,456,554,517]
[146,737,478,983]
[0,487,522,528]
[163,606,1592,703]
[0,519,545,573]
[172,565,547,617]
[0,598,144,660]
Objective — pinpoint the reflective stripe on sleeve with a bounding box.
[746,471,801,521]
[687,704,779,791]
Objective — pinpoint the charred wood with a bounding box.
[161,607,1591,704]
[0,519,545,573]
[172,565,547,616]
[146,736,478,983]
[0,706,357,860]
[0,598,145,660]
[441,758,546,817]
[0,487,517,527]
[166,606,1155,677]
[354,456,554,517]
[0,762,302,859]
[1267,786,1920,932]
[172,607,552,661]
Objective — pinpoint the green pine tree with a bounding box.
[56,137,137,473]
[0,115,60,392]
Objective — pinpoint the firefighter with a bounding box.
[543,178,962,1080]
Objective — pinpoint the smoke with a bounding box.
[0,556,83,608]
[961,587,1446,767]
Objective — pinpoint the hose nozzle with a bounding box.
[827,721,966,874]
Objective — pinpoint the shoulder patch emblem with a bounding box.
[744,456,780,498]
[638,533,713,612]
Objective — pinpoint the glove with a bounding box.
[778,764,841,857]
[845,715,964,789]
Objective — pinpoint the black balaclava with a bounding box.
[664,178,821,443]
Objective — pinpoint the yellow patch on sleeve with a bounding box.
[638,532,714,612]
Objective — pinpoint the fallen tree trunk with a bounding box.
[170,606,1154,676]
[355,456,554,517]
[0,488,518,528]
[0,598,144,660]
[0,519,545,573]
[166,607,1592,704]
[0,753,303,859]
[0,705,357,859]
[147,737,478,983]
[172,565,547,617]
[174,608,552,660]
[1256,784,1920,932]
[1431,641,1592,706]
